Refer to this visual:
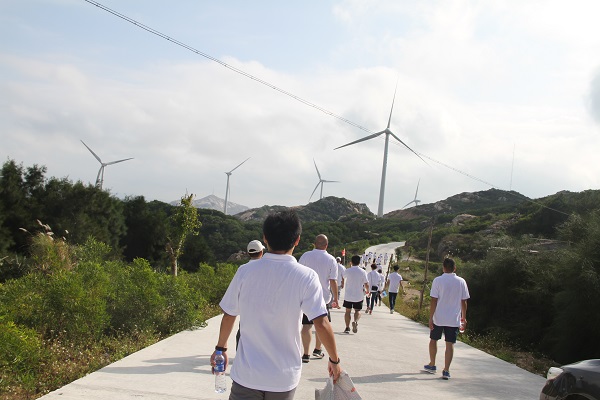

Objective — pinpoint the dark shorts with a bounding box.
[231,380,296,400]
[302,310,330,325]
[430,324,459,343]
[343,300,364,310]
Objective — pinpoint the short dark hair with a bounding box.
[371,263,377,270]
[443,258,456,271]
[351,255,360,265]
[393,265,399,271]
[263,210,302,252]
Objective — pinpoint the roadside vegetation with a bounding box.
[2,159,600,397]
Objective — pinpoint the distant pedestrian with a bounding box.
[335,256,345,305]
[423,258,469,380]
[211,210,341,399]
[377,268,385,306]
[366,263,379,314]
[299,234,339,363]
[386,265,404,314]
[342,255,370,333]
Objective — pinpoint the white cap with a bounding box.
[336,257,341,262]
[247,240,265,254]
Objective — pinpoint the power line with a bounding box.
[81,0,570,217]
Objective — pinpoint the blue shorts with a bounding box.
[430,324,459,343]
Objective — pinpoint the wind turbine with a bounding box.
[80,140,133,190]
[224,157,250,215]
[334,82,426,217]
[402,179,421,209]
[309,159,339,202]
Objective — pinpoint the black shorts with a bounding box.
[343,300,364,310]
[302,310,330,325]
[430,324,459,343]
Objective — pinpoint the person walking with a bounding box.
[299,234,338,363]
[366,263,379,314]
[423,258,469,380]
[377,268,385,306]
[335,256,345,307]
[235,240,265,349]
[342,255,370,333]
[386,265,404,314]
[212,210,341,399]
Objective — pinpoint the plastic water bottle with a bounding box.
[214,351,227,393]
[459,319,466,334]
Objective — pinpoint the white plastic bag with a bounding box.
[315,371,362,400]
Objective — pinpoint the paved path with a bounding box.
[39,306,546,400]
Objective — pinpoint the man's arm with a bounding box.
[313,315,342,382]
[329,279,338,307]
[461,299,468,329]
[211,312,236,372]
[428,297,438,330]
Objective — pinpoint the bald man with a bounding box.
[298,234,339,362]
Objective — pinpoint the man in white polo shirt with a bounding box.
[335,256,345,305]
[423,258,469,380]
[342,255,369,333]
[212,211,341,399]
[299,234,338,362]
[386,265,404,314]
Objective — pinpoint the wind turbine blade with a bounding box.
[389,132,428,165]
[81,140,102,163]
[386,79,399,130]
[313,159,322,180]
[309,182,320,202]
[322,180,339,183]
[105,157,134,166]
[333,131,385,150]
[414,178,420,199]
[228,157,250,174]
[402,201,413,209]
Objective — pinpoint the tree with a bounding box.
[166,194,201,276]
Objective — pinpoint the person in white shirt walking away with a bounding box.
[335,257,345,307]
[299,234,338,362]
[423,258,469,380]
[385,265,404,314]
[342,255,370,333]
[366,264,379,314]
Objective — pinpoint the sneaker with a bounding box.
[442,370,451,380]
[390,309,394,314]
[302,354,310,363]
[423,365,436,374]
[312,349,324,359]
[344,327,351,334]
[352,321,358,333]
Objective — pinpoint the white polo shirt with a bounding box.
[299,249,338,303]
[343,265,368,302]
[337,263,345,286]
[367,270,380,292]
[219,253,326,392]
[387,272,403,293]
[430,272,470,328]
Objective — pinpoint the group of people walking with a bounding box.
[210,210,469,400]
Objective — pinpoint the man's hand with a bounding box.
[331,300,339,309]
[428,317,434,331]
[328,359,342,383]
[210,350,229,374]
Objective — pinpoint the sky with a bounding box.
[2,0,600,215]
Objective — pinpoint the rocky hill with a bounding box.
[235,196,375,223]
[384,188,530,220]
[170,194,249,215]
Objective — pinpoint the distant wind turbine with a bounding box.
[224,157,250,215]
[80,140,133,190]
[402,179,421,209]
[334,81,426,217]
[309,159,339,202]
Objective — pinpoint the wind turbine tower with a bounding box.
[224,157,250,215]
[80,140,133,190]
[402,179,422,209]
[334,82,426,217]
[309,159,339,202]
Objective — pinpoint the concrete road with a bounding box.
[39,306,546,400]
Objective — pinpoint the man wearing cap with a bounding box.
[212,211,341,399]
[247,239,265,260]
[235,239,265,349]
[299,234,338,363]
